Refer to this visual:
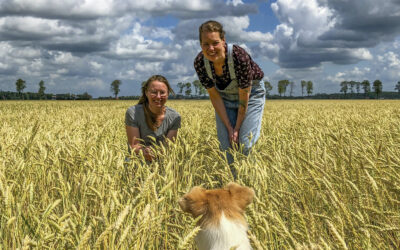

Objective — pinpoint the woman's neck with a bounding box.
[148,104,164,115]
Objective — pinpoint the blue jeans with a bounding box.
[215,84,265,166]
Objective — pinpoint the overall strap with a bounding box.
[203,55,214,81]
[227,43,236,80]
[203,43,236,81]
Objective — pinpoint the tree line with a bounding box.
[3,78,400,100]
[106,79,209,100]
[340,80,388,99]
[1,79,92,100]
[263,79,400,99]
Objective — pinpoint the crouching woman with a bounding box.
[125,75,181,162]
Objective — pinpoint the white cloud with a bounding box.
[56,68,69,74]
[217,16,273,43]
[326,66,372,83]
[0,16,75,37]
[379,51,400,68]
[80,78,106,89]
[109,22,178,60]
[52,52,76,65]
[226,0,244,6]
[90,61,103,71]
[350,48,373,61]
[134,62,163,73]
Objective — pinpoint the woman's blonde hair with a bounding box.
[138,75,174,131]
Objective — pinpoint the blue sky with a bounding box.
[1,0,400,97]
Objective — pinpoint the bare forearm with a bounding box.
[208,89,232,129]
[235,86,251,130]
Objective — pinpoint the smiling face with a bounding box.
[145,80,169,109]
[200,31,226,64]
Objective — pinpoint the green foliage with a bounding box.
[395,81,400,94]
[177,82,184,94]
[15,79,26,98]
[192,80,202,96]
[301,80,307,96]
[362,80,370,98]
[373,80,383,99]
[111,79,122,99]
[184,82,192,96]
[306,80,313,96]
[340,81,348,96]
[278,80,289,96]
[264,81,273,96]
[38,80,46,99]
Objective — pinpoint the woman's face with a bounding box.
[145,80,169,109]
[200,31,226,64]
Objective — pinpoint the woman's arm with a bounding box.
[233,86,251,142]
[207,87,235,144]
[126,125,152,161]
[166,129,178,142]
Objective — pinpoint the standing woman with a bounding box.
[125,75,181,162]
[194,20,265,172]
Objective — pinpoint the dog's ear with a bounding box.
[226,182,255,210]
[178,186,208,217]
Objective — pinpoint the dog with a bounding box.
[178,183,255,250]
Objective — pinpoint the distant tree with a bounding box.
[185,82,192,96]
[78,92,92,100]
[110,79,122,99]
[264,81,273,96]
[284,80,290,96]
[373,80,383,99]
[340,81,348,97]
[306,81,313,96]
[349,81,355,94]
[361,80,370,98]
[177,82,185,94]
[395,81,400,96]
[38,80,46,99]
[278,80,289,96]
[277,80,285,97]
[301,80,307,96]
[355,81,361,94]
[199,84,207,96]
[15,78,26,99]
[289,81,295,97]
[192,80,202,95]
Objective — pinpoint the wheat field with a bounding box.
[0,100,399,249]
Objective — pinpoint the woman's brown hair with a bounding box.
[198,20,226,43]
[138,75,174,131]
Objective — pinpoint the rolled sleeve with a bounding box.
[170,115,181,130]
[125,108,138,127]
[233,46,253,89]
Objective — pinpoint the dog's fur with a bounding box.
[178,183,254,250]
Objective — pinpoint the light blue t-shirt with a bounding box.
[125,104,181,147]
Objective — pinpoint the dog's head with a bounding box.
[178,186,208,217]
[178,183,255,224]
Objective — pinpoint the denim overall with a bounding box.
[204,44,266,166]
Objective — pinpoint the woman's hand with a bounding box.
[228,126,239,146]
[143,147,153,162]
[126,125,153,161]
[232,128,239,144]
